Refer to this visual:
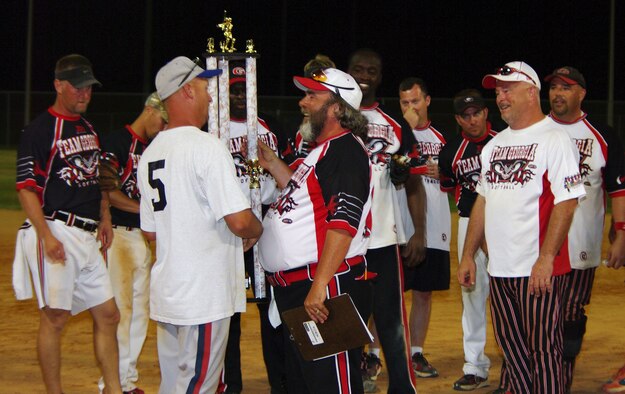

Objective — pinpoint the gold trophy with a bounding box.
[206,37,215,54]
[217,11,236,52]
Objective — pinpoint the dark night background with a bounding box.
[2,1,624,101]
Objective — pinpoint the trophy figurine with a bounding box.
[217,11,236,52]
[246,39,256,54]
[206,37,215,54]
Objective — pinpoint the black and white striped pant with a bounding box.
[489,275,565,394]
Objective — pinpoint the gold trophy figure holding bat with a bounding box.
[217,12,236,52]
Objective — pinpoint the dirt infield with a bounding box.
[1,208,625,393]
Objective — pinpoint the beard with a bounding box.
[299,118,315,142]
[308,100,333,141]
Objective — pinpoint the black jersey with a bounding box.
[16,107,102,220]
[438,123,497,217]
[100,125,148,228]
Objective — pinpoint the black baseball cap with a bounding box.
[544,66,586,89]
[54,54,102,88]
[453,89,486,115]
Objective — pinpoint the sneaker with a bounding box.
[411,352,439,378]
[453,374,489,391]
[123,389,145,394]
[361,352,383,380]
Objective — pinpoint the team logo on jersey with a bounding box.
[57,151,100,187]
[56,135,100,187]
[230,134,278,178]
[573,138,593,178]
[455,155,482,192]
[366,123,395,165]
[485,144,537,186]
[271,163,312,215]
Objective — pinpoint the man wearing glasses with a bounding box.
[137,56,263,393]
[257,68,373,393]
[439,89,497,391]
[544,67,625,393]
[458,61,586,393]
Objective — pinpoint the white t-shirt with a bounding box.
[361,103,406,248]
[399,122,451,252]
[477,117,586,277]
[138,126,250,325]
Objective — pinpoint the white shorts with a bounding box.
[16,219,114,315]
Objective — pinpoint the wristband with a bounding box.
[615,222,625,231]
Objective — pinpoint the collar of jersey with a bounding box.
[549,111,587,125]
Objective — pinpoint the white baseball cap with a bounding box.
[156,56,222,100]
[293,67,363,110]
[482,61,541,90]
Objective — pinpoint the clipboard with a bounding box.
[281,293,373,361]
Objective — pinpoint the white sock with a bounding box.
[411,346,423,355]
[370,348,381,357]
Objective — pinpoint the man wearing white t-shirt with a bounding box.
[137,56,262,394]
[458,61,586,394]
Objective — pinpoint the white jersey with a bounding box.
[228,117,279,204]
[361,103,406,247]
[399,122,451,251]
[138,126,250,325]
[477,117,586,278]
[551,112,625,269]
[259,131,372,272]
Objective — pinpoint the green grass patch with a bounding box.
[0,149,19,209]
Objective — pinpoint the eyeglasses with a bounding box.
[310,69,354,98]
[178,57,202,87]
[496,65,537,86]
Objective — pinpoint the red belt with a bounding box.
[267,255,366,287]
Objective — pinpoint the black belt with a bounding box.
[45,210,98,233]
[112,224,137,231]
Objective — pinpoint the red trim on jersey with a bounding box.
[414,121,432,131]
[538,172,571,276]
[125,124,148,145]
[550,111,587,125]
[48,107,80,121]
[40,117,65,206]
[309,144,330,261]
[609,190,625,198]
[327,219,358,237]
[460,122,495,143]
[370,104,403,142]
[581,118,609,164]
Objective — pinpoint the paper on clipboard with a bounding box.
[281,293,373,361]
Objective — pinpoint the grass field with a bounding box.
[0,150,19,210]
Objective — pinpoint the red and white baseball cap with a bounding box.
[293,68,362,110]
[482,61,541,90]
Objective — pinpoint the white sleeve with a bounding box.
[199,138,251,221]
[548,130,586,204]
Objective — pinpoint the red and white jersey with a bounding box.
[259,131,372,272]
[361,103,406,248]
[551,112,625,269]
[477,117,586,277]
[138,127,250,325]
[399,122,451,251]
[228,117,279,204]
